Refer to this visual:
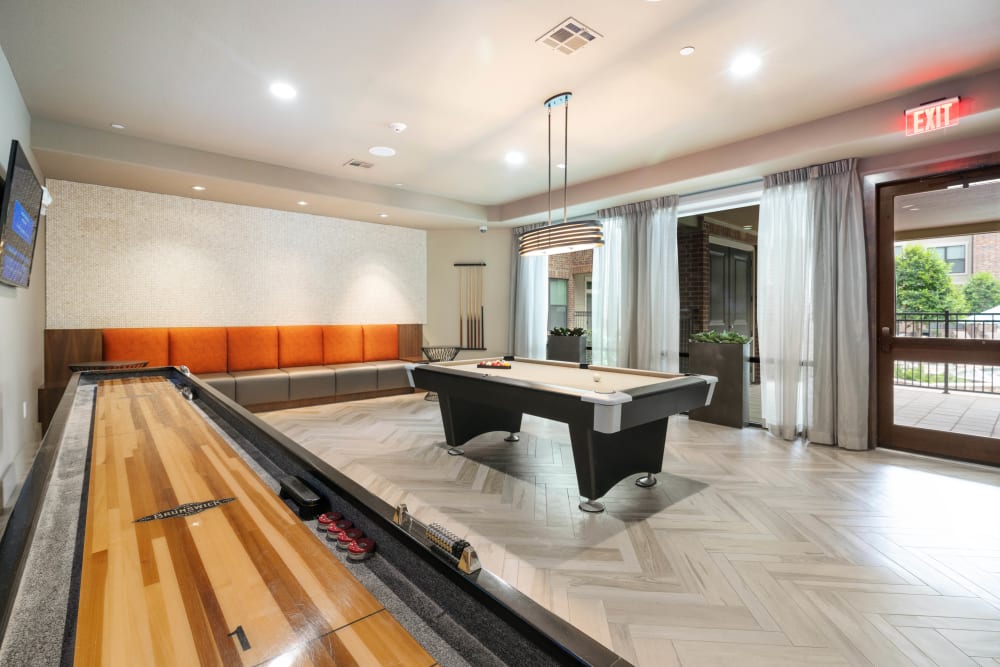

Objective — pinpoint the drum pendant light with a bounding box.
[518,92,604,257]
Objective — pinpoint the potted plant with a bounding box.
[687,330,751,428]
[546,327,588,363]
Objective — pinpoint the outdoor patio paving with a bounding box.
[894,384,1000,438]
[745,383,999,439]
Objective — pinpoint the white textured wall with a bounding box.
[45,181,426,328]
[425,228,511,360]
[0,43,44,508]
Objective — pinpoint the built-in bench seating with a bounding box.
[100,324,413,410]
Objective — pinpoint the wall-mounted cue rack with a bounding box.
[455,262,486,350]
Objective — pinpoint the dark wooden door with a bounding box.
[709,244,753,337]
[876,163,1000,466]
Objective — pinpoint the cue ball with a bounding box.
[592,373,601,383]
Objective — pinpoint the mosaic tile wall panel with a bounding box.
[45,181,426,328]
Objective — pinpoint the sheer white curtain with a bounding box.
[758,159,868,449]
[592,196,680,371]
[509,224,549,359]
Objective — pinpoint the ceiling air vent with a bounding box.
[537,17,602,55]
[343,158,374,169]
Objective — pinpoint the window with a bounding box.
[548,278,568,329]
[931,245,966,274]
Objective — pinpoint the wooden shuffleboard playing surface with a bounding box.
[75,376,435,666]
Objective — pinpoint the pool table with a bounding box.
[408,357,717,512]
[0,366,626,666]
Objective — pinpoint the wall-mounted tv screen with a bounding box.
[0,140,43,288]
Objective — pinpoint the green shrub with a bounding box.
[549,327,587,336]
[689,330,752,344]
[963,272,1000,313]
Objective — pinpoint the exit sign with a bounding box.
[905,97,960,136]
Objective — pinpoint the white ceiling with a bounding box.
[896,178,1000,233]
[2,0,1000,229]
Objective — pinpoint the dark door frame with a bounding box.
[863,151,1000,463]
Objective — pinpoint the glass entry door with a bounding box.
[877,164,1000,465]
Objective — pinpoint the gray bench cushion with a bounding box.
[328,363,378,394]
[370,360,410,390]
[231,369,290,405]
[283,365,337,401]
[199,372,236,401]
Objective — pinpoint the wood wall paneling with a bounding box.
[397,324,423,361]
[44,329,103,386]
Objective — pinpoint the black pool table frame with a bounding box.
[409,358,716,512]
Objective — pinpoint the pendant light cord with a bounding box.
[547,105,553,227]
[563,100,569,224]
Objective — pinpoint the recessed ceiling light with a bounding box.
[378,213,389,218]
[505,151,526,166]
[297,201,308,206]
[269,81,297,100]
[679,46,695,56]
[394,183,404,187]
[110,123,126,130]
[191,185,206,191]
[730,53,761,77]
[369,146,396,157]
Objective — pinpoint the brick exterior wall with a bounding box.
[973,233,1000,279]
[678,226,710,335]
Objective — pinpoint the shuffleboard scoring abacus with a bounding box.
[455,262,485,350]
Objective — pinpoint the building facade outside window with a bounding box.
[548,278,568,330]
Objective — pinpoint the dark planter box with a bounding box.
[687,342,749,428]
[546,335,587,363]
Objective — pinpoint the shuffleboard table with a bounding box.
[408,357,717,512]
[0,366,629,666]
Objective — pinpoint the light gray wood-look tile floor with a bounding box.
[261,395,1000,666]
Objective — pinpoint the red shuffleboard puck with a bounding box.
[347,538,375,562]
[336,528,364,550]
[316,512,343,532]
[325,518,354,541]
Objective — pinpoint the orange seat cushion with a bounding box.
[278,325,323,368]
[169,327,228,374]
[322,325,364,365]
[103,328,169,367]
[363,324,399,361]
[227,326,279,371]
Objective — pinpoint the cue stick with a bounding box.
[476,266,485,347]
[472,266,478,348]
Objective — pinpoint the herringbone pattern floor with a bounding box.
[261,395,1000,666]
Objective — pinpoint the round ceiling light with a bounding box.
[297,201,308,206]
[730,53,761,77]
[269,81,298,100]
[378,213,389,218]
[679,46,695,56]
[505,151,526,166]
[110,123,126,130]
[369,146,396,157]
[191,185,206,191]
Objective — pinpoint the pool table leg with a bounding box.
[437,395,523,453]
[569,416,670,512]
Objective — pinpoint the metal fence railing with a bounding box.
[895,311,1000,395]
[895,310,1000,339]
